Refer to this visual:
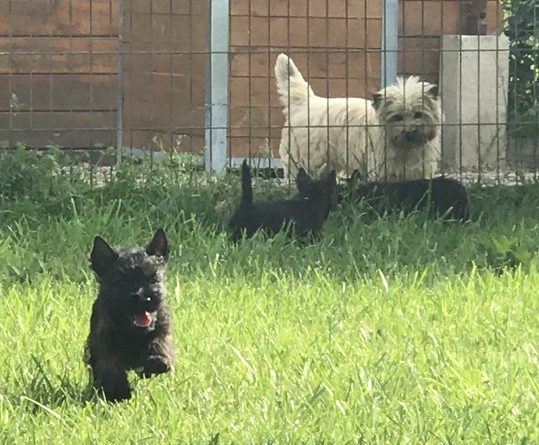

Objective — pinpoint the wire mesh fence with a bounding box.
[0,0,536,183]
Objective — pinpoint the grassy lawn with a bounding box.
[0,151,538,444]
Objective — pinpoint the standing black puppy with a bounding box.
[229,160,336,240]
[85,229,175,402]
[340,171,470,221]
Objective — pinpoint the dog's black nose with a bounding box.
[404,130,418,143]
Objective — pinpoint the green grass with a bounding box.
[1,154,539,444]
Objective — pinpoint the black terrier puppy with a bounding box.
[85,228,175,402]
[340,171,470,221]
[229,160,336,240]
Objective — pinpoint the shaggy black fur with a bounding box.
[229,160,337,240]
[340,171,470,221]
[85,229,175,402]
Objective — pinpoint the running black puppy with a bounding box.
[85,229,175,402]
[340,171,470,220]
[229,160,337,240]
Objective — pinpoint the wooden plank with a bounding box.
[0,128,116,149]
[123,98,205,131]
[230,0,379,19]
[123,13,208,51]
[0,0,119,37]
[398,37,440,80]
[229,106,274,131]
[170,0,207,15]
[123,75,204,111]
[230,52,380,80]
[0,109,116,148]
[121,129,205,152]
[0,110,116,129]
[401,1,459,37]
[400,0,503,37]
[228,135,282,159]
[0,37,118,74]
[460,0,488,35]
[122,53,207,83]
[0,74,117,111]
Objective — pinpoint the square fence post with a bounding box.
[381,0,399,88]
[116,0,125,164]
[205,0,230,174]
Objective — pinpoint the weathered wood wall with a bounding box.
[0,0,119,149]
[399,0,505,84]
[121,0,207,154]
[0,0,504,160]
[228,0,383,159]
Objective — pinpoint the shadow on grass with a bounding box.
[7,356,89,413]
[2,165,539,282]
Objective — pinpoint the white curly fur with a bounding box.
[275,53,442,180]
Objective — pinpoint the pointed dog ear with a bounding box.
[90,236,118,276]
[349,169,361,183]
[146,228,169,261]
[325,170,337,187]
[426,84,438,99]
[296,168,312,194]
[372,93,384,110]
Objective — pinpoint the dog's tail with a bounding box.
[274,53,314,108]
[240,160,253,207]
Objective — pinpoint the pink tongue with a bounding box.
[134,311,152,328]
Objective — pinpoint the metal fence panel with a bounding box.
[0,0,536,183]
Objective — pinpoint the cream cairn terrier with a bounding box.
[274,53,442,180]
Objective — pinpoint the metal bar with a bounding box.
[116,148,283,169]
[460,0,488,35]
[149,0,155,166]
[116,0,125,164]
[205,0,229,174]
[5,47,510,57]
[381,0,398,87]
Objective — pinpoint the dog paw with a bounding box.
[138,356,171,378]
[98,384,132,402]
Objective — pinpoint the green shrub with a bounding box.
[503,0,538,138]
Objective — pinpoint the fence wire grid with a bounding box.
[0,0,537,183]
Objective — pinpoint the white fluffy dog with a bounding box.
[275,53,442,180]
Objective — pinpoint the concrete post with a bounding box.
[440,34,510,173]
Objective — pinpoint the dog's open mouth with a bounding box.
[133,311,154,328]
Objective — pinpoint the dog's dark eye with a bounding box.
[413,111,424,119]
[390,115,403,122]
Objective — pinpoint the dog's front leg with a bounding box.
[91,359,131,402]
[138,334,175,378]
